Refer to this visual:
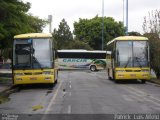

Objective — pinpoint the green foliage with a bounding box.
[53,19,73,49]
[143,10,160,78]
[74,16,125,50]
[128,31,141,36]
[0,0,47,59]
[70,38,93,50]
[144,33,160,78]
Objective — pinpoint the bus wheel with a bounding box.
[48,84,54,89]
[55,71,58,84]
[54,79,58,84]
[90,65,97,71]
[107,69,112,80]
[108,76,112,80]
[141,80,146,84]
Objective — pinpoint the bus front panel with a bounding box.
[13,69,56,85]
[12,36,57,85]
[115,67,150,80]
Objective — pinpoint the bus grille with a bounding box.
[125,70,141,72]
[24,73,32,75]
[24,72,42,75]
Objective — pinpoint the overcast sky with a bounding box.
[23,0,160,34]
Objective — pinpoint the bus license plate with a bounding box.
[30,77,37,80]
[130,74,136,77]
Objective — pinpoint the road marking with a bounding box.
[44,81,63,114]
[149,95,160,103]
[63,90,66,97]
[145,98,160,106]
[68,105,71,114]
[125,86,148,96]
[126,85,160,102]
[122,85,160,106]
[122,95,134,101]
[69,85,72,89]
[41,82,63,120]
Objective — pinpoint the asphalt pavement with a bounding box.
[0,70,160,115]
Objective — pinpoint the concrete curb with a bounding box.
[0,85,13,93]
[148,79,160,85]
[0,85,18,97]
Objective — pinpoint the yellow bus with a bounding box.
[12,33,58,86]
[106,36,150,83]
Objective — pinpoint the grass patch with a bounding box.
[150,79,160,85]
[0,77,12,84]
[0,95,10,104]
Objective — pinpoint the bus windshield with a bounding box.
[116,41,149,68]
[13,38,53,69]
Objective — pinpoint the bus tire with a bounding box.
[49,83,54,88]
[108,69,113,80]
[90,65,97,71]
[54,71,58,84]
[107,69,111,80]
[114,80,120,83]
[112,70,115,80]
[141,80,146,84]
[108,76,112,80]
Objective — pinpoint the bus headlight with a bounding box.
[141,69,149,72]
[45,77,52,80]
[142,74,148,77]
[14,73,23,76]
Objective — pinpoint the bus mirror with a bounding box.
[27,39,32,44]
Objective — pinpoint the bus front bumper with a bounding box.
[14,75,55,85]
[115,72,150,80]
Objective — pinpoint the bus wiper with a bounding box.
[135,57,142,68]
[33,56,43,69]
[125,57,131,68]
[22,65,31,70]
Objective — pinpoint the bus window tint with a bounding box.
[116,41,149,67]
[58,52,106,59]
[33,39,52,68]
[133,41,148,67]
[14,41,32,69]
[116,41,132,67]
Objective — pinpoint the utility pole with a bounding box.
[126,0,128,35]
[123,0,125,27]
[102,0,104,50]
[48,15,52,33]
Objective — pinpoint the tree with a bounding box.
[53,19,73,49]
[74,16,125,50]
[0,0,47,59]
[70,38,92,50]
[143,10,160,78]
[128,31,141,36]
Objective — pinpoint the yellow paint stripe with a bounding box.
[44,81,62,114]
[41,81,62,120]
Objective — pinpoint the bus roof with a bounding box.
[107,36,148,45]
[14,33,52,39]
[57,50,107,53]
